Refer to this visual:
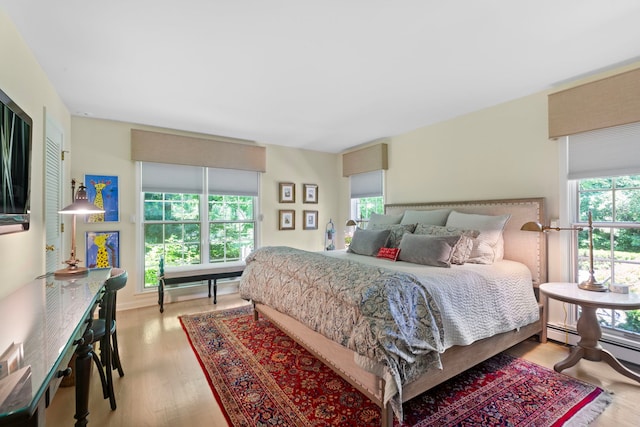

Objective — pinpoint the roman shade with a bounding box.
[342,142,388,177]
[548,67,640,139]
[141,163,260,196]
[568,122,640,180]
[208,167,259,196]
[131,129,266,172]
[141,162,204,194]
[350,170,383,199]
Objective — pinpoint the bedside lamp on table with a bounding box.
[521,211,607,292]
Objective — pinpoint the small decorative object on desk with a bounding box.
[325,218,335,250]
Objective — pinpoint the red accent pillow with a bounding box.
[377,247,400,261]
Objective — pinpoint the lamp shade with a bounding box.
[59,183,105,215]
[520,221,545,232]
[345,219,357,227]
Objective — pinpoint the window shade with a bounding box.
[131,129,266,172]
[208,168,259,196]
[549,67,640,139]
[342,142,388,177]
[568,122,640,179]
[350,170,383,198]
[141,162,204,193]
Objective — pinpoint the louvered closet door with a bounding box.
[45,115,63,273]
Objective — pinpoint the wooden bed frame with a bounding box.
[252,197,547,426]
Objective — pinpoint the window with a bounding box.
[574,175,640,336]
[349,170,384,227]
[140,163,258,288]
[566,122,640,344]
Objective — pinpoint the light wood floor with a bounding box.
[47,294,640,426]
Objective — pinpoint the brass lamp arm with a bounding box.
[543,226,584,232]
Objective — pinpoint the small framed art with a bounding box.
[303,210,318,230]
[279,182,295,203]
[84,174,119,222]
[279,210,295,230]
[86,230,120,268]
[303,184,318,203]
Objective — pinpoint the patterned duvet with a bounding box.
[239,246,539,419]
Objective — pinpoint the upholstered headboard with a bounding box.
[385,198,546,286]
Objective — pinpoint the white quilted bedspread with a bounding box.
[324,250,540,349]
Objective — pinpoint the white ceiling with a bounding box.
[3,1,640,153]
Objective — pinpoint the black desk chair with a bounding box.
[91,268,127,410]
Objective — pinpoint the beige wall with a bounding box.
[386,93,557,207]
[70,117,343,309]
[383,92,563,279]
[0,11,71,299]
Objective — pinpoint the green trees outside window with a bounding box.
[352,196,384,227]
[577,175,640,336]
[143,193,255,287]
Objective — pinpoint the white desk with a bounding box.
[540,282,640,383]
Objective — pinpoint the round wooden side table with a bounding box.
[540,282,640,383]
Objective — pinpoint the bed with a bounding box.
[239,198,546,426]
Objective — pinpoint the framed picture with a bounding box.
[303,210,318,230]
[303,184,318,203]
[279,210,295,230]
[279,182,295,203]
[86,230,120,268]
[84,174,119,222]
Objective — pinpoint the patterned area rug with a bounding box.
[180,306,611,426]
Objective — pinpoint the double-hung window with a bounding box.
[140,162,258,289]
[350,170,384,228]
[574,176,640,336]
[567,123,640,347]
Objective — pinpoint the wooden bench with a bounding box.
[157,260,245,313]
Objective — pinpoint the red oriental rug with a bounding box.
[179,306,611,426]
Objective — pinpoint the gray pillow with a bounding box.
[347,228,391,256]
[414,224,480,264]
[400,209,451,226]
[397,234,461,267]
[369,223,417,248]
[366,212,403,229]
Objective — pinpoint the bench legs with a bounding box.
[159,271,242,313]
[207,279,218,304]
[158,279,165,313]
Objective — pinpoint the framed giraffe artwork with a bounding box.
[86,231,120,268]
[84,174,119,222]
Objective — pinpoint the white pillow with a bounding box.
[445,211,510,264]
[400,209,451,226]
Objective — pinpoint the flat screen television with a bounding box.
[0,87,32,235]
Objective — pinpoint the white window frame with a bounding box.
[349,170,385,226]
[135,162,260,293]
[550,132,640,362]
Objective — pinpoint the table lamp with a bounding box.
[521,211,607,292]
[55,179,105,277]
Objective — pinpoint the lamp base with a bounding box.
[578,281,609,292]
[54,266,89,278]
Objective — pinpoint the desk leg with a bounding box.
[213,279,217,304]
[74,327,94,427]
